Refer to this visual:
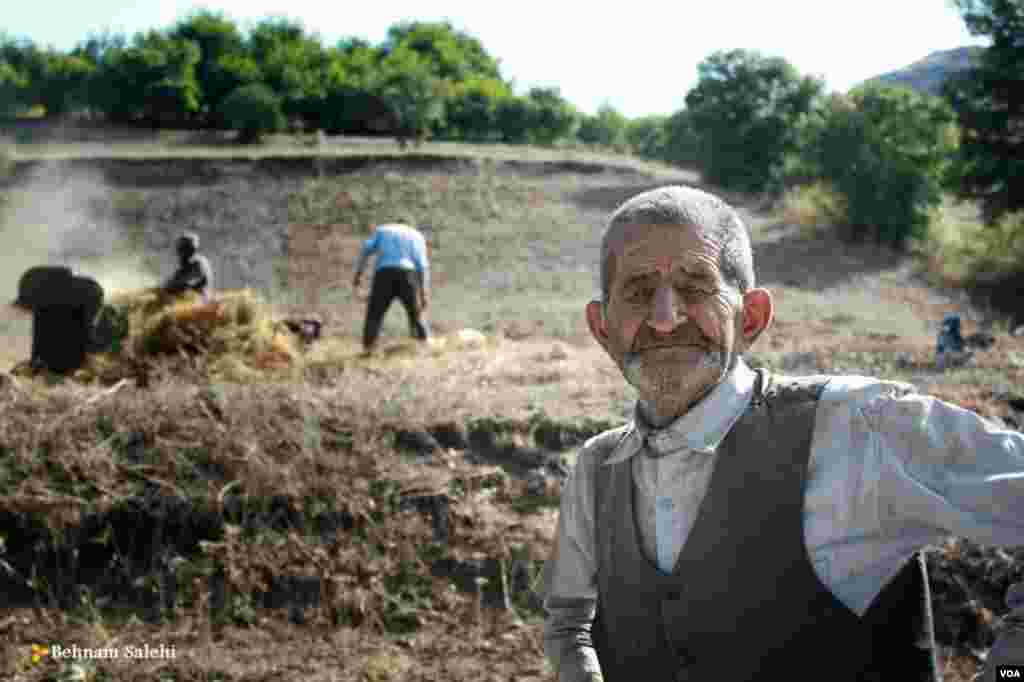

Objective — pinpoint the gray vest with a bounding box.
[591,370,938,682]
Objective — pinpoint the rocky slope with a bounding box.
[859,46,982,96]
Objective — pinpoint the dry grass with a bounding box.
[922,199,1024,289]
[0,370,561,682]
[775,181,847,237]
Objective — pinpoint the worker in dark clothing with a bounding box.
[163,232,213,301]
[13,265,104,374]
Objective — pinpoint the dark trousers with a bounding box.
[362,267,429,349]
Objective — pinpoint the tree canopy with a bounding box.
[685,49,823,193]
[944,0,1024,222]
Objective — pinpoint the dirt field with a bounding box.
[0,142,1021,681]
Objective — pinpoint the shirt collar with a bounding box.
[603,357,758,465]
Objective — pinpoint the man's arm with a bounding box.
[543,446,604,682]
[870,391,1024,675]
[353,230,379,287]
[196,255,213,293]
[870,391,1024,546]
[412,234,430,306]
[163,261,205,294]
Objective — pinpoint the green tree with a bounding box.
[170,10,245,121]
[384,20,502,82]
[0,60,28,114]
[89,31,201,125]
[248,18,327,122]
[34,52,94,116]
[0,34,43,114]
[626,114,670,160]
[211,53,262,94]
[525,86,578,145]
[377,45,445,145]
[495,95,534,143]
[71,31,127,65]
[220,82,285,142]
[315,42,392,136]
[443,76,510,141]
[685,49,823,192]
[333,38,382,90]
[662,109,701,166]
[944,0,1024,223]
[578,103,629,149]
[804,86,956,247]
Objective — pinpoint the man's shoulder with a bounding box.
[760,371,916,407]
[812,373,918,408]
[762,372,833,403]
[376,223,418,236]
[189,254,213,271]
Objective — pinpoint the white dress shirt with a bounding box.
[543,358,1024,681]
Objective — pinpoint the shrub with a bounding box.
[685,49,823,193]
[933,207,1024,281]
[778,182,847,234]
[625,114,671,162]
[0,143,12,180]
[220,83,285,144]
[577,104,628,149]
[802,86,956,248]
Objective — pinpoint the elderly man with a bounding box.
[163,232,213,301]
[353,222,430,354]
[542,185,1024,682]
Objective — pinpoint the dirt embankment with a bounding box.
[0,155,656,298]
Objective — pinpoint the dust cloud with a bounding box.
[0,163,159,368]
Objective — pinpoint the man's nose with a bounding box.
[648,284,684,334]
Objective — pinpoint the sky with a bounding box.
[4,0,989,119]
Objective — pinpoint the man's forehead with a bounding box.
[607,222,720,259]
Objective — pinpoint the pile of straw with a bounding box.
[76,288,304,384]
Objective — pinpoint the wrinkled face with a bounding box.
[593,222,749,416]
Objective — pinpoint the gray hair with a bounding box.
[598,185,754,305]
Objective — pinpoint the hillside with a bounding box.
[860,46,983,95]
[0,141,1023,681]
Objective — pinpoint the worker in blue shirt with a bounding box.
[352,223,431,354]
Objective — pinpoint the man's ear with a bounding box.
[585,300,612,353]
[740,288,773,348]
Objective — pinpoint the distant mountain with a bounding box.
[859,46,984,96]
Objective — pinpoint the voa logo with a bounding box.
[997,666,1024,678]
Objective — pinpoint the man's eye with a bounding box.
[627,286,653,301]
[678,284,710,298]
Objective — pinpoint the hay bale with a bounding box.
[69,288,307,384]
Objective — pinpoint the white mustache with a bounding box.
[622,346,726,390]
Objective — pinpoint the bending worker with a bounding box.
[352,222,430,354]
[13,265,104,374]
